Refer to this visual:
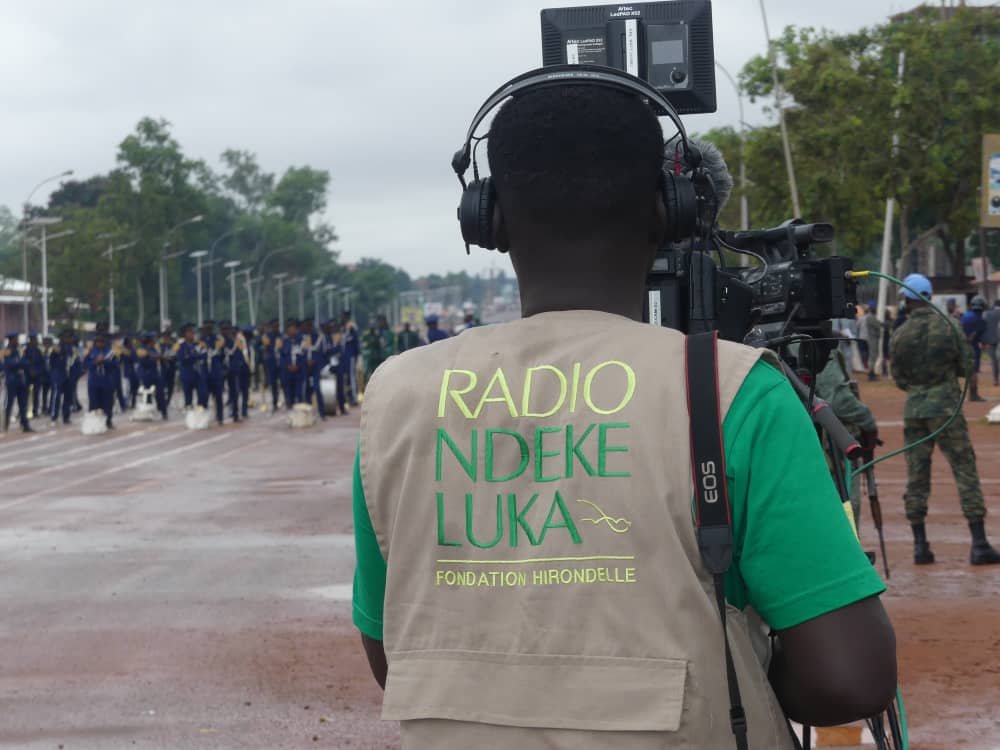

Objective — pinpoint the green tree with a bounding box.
[738,8,1000,279]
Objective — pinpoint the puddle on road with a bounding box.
[307,584,353,601]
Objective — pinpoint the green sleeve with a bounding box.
[352,448,386,641]
[723,361,885,630]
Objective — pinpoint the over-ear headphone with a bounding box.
[452,64,703,253]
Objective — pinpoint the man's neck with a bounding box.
[515,255,648,323]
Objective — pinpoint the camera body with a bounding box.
[646,220,858,343]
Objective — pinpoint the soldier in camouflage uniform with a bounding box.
[814,338,879,527]
[890,274,1000,566]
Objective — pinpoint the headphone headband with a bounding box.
[451,64,691,180]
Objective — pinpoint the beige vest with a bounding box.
[360,310,792,750]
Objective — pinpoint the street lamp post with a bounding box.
[208,228,243,320]
[159,215,204,331]
[273,273,289,330]
[98,234,137,334]
[715,62,750,231]
[190,250,209,327]
[325,284,337,319]
[758,0,801,218]
[27,217,69,337]
[21,169,73,331]
[224,260,242,324]
[312,280,323,322]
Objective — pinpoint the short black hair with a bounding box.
[488,85,663,244]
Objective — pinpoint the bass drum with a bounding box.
[319,364,340,416]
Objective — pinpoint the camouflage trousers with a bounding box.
[903,413,986,522]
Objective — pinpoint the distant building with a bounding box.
[0,277,38,335]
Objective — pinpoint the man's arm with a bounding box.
[361,634,387,689]
[726,362,895,725]
[769,596,896,726]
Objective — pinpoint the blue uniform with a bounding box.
[342,321,360,405]
[261,331,280,409]
[427,327,449,343]
[2,341,30,430]
[177,339,209,409]
[136,342,168,419]
[84,344,117,426]
[223,335,249,421]
[307,330,331,419]
[49,342,82,424]
[160,336,178,407]
[120,340,139,408]
[202,333,226,424]
[962,310,986,372]
[24,341,46,417]
[278,332,307,408]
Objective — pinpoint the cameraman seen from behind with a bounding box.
[890,276,1000,565]
[960,295,988,401]
[352,79,895,749]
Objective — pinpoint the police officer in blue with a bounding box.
[2,332,31,432]
[425,314,449,343]
[278,318,305,409]
[120,335,140,409]
[340,309,360,406]
[84,331,117,429]
[329,321,349,416]
[40,335,54,415]
[241,326,256,418]
[24,332,46,419]
[200,320,226,425]
[177,323,208,409]
[160,328,178,409]
[136,332,169,420]
[49,328,82,425]
[302,317,327,419]
[221,321,248,423]
[261,319,281,410]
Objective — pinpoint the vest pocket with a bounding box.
[383,649,687,731]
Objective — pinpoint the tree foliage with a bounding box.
[712,7,1000,279]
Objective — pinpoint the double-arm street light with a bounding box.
[312,280,324,322]
[21,169,73,330]
[159,214,204,331]
[224,260,242,325]
[208,228,244,320]
[97,232,137,333]
[26,217,74,337]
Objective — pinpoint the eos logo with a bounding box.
[699,460,720,504]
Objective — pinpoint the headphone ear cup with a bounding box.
[660,171,698,242]
[458,178,497,250]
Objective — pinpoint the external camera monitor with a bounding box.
[540,1,716,114]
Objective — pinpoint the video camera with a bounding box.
[540,0,858,344]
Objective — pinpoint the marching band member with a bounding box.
[2,332,31,432]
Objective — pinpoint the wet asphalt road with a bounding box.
[0,402,394,750]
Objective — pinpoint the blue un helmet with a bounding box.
[901,273,933,301]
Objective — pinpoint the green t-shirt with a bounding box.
[352,360,885,642]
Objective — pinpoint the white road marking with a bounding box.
[0,433,233,510]
[0,427,160,471]
[4,431,186,484]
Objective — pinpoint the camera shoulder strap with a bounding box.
[685,331,748,750]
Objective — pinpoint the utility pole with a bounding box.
[877,51,907,332]
[190,250,208,327]
[759,0,801,218]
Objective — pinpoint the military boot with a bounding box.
[969,375,986,402]
[912,523,935,565]
[969,520,1000,565]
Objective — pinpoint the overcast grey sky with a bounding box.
[0,0,948,277]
